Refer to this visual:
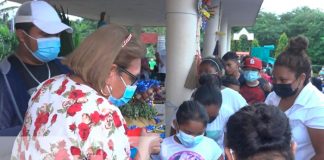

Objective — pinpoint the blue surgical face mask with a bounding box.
[205,130,222,141]
[108,76,137,107]
[243,70,260,82]
[176,130,204,148]
[23,32,61,62]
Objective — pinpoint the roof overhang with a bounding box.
[222,0,263,27]
[10,0,262,27]
[10,0,166,26]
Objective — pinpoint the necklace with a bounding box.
[16,56,51,84]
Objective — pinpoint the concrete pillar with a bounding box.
[219,18,228,57]
[165,0,197,134]
[227,25,232,53]
[202,0,221,57]
[105,15,110,24]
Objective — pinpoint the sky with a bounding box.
[261,0,324,15]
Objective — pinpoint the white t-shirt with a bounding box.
[221,87,247,114]
[159,136,222,160]
[265,83,324,160]
[206,87,246,149]
[206,105,232,149]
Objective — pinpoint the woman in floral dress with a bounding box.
[11,24,161,160]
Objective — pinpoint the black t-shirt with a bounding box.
[8,55,65,95]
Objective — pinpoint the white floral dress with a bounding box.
[11,74,130,160]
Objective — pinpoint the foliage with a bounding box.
[120,79,162,120]
[312,65,322,74]
[231,35,251,51]
[54,5,74,57]
[231,27,259,52]
[274,33,288,58]
[120,101,158,120]
[232,7,324,65]
[0,21,18,59]
[249,12,282,46]
[141,27,166,59]
[145,44,155,59]
[142,27,166,35]
[279,7,324,65]
[70,19,97,47]
[0,1,18,60]
[251,39,260,47]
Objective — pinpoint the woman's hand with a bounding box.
[148,133,162,155]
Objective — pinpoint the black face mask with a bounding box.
[198,73,221,88]
[273,83,298,98]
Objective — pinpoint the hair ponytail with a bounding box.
[275,35,311,85]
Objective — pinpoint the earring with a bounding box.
[100,84,112,97]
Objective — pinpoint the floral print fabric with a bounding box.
[11,74,130,160]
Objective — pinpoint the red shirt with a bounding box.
[239,83,265,105]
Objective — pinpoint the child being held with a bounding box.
[239,57,270,104]
[222,76,240,92]
[159,100,222,160]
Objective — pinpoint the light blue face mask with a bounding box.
[24,32,61,62]
[108,76,137,107]
[205,130,222,141]
[243,70,260,82]
[176,130,204,148]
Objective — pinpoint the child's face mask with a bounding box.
[243,70,260,82]
[176,130,204,148]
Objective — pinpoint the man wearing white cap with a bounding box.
[0,0,73,135]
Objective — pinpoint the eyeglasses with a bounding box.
[117,66,138,85]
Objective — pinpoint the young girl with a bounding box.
[160,100,222,160]
[192,82,231,150]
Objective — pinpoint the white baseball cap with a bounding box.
[14,1,73,34]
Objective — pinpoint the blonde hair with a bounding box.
[63,24,145,92]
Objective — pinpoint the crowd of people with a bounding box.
[0,1,323,160]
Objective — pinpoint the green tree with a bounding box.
[142,27,166,35]
[251,39,260,47]
[231,35,257,52]
[279,7,324,64]
[70,19,97,47]
[0,21,17,59]
[250,12,282,46]
[0,0,19,59]
[274,33,288,58]
[231,39,239,51]
[238,35,251,51]
[249,8,324,64]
